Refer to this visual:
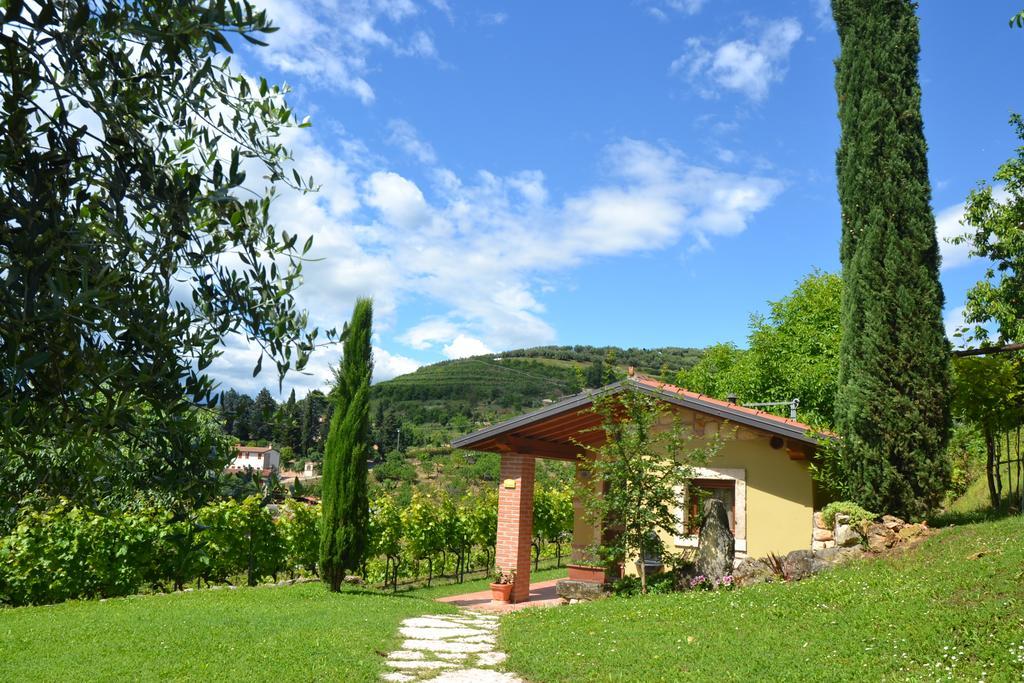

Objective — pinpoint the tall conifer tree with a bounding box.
[831,0,950,517]
[319,298,373,591]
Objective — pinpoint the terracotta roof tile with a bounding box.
[234,444,275,453]
[630,373,834,437]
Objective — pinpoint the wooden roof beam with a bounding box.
[495,434,585,461]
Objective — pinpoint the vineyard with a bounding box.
[0,485,573,607]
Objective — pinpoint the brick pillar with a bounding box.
[495,452,535,603]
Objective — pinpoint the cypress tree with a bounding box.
[831,0,950,517]
[319,298,373,591]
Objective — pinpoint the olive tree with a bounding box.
[1,2,327,485]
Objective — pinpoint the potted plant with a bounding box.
[489,568,516,603]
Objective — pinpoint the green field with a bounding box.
[502,516,1024,682]
[0,583,455,682]
[3,519,1022,682]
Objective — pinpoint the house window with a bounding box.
[686,479,736,536]
[675,467,746,553]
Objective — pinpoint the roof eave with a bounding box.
[451,378,824,450]
[450,382,628,450]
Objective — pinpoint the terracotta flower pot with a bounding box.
[490,582,513,603]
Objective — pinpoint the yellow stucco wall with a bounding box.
[571,458,599,565]
[697,421,814,558]
[589,406,815,574]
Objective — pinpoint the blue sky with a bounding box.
[213,0,1024,396]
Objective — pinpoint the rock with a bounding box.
[695,498,735,582]
[343,575,364,585]
[834,513,851,526]
[782,549,815,581]
[834,524,861,548]
[813,511,828,530]
[810,545,864,573]
[732,558,775,587]
[555,579,608,602]
[897,523,928,542]
[881,514,905,531]
[813,527,834,542]
[814,545,864,563]
[864,523,896,552]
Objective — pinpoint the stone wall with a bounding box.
[735,513,931,587]
[812,510,930,553]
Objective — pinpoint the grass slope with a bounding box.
[949,473,993,514]
[0,583,455,682]
[502,516,1024,682]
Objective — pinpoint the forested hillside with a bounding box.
[217,345,702,465]
[370,345,703,449]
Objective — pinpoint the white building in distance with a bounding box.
[227,444,281,475]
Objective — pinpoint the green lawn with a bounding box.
[0,582,455,682]
[502,516,1024,682]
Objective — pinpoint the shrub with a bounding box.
[0,500,164,606]
[821,501,876,528]
[278,499,320,576]
[197,496,285,584]
[0,495,309,606]
[612,571,677,597]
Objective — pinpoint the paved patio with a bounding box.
[436,579,563,613]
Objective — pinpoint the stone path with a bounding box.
[380,611,522,682]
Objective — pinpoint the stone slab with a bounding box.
[401,639,493,654]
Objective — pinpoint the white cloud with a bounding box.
[374,346,422,380]
[671,18,803,101]
[207,334,422,394]
[812,0,833,29]
[358,137,779,355]
[667,0,707,14]
[207,334,333,397]
[403,318,461,350]
[254,0,443,104]
[386,119,438,164]
[364,171,430,228]
[218,125,783,393]
[936,201,973,270]
[944,305,967,343]
[936,188,1008,270]
[442,335,493,359]
[479,12,508,26]
[646,0,706,20]
[716,148,737,163]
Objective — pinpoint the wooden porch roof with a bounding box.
[451,374,827,460]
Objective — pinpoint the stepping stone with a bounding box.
[476,651,507,666]
[455,616,498,624]
[385,660,456,670]
[402,617,469,629]
[399,627,490,640]
[435,652,469,662]
[387,651,424,661]
[382,610,516,682]
[427,669,523,682]
[402,639,492,653]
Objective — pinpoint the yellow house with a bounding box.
[452,372,831,603]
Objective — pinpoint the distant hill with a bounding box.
[370,345,702,449]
